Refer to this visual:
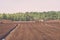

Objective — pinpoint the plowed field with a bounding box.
[5,21,60,40]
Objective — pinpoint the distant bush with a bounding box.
[0,11,60,21]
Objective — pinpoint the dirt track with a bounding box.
[5,21,60,40]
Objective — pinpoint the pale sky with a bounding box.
[0,0,60,13]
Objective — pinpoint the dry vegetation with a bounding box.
[3,20,60,40]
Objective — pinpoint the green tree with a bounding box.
[2,13,7,19]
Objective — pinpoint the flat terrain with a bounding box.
[5,21,60,40]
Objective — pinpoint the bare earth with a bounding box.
[5,21,60,40]
[0,23,17,40]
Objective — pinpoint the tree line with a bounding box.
[0,11,60,21]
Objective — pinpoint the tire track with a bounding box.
[27,23,54,40]
[5,22,60,40]
[25,23,41,40]
[45,22,60,30]
[21,23,35,40]
[33,23,60,40]
[5,24,25,40]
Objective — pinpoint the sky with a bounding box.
[0,0,60,13]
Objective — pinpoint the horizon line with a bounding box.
[0,11,60,14]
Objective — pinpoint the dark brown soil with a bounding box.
[5,20,60,40]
